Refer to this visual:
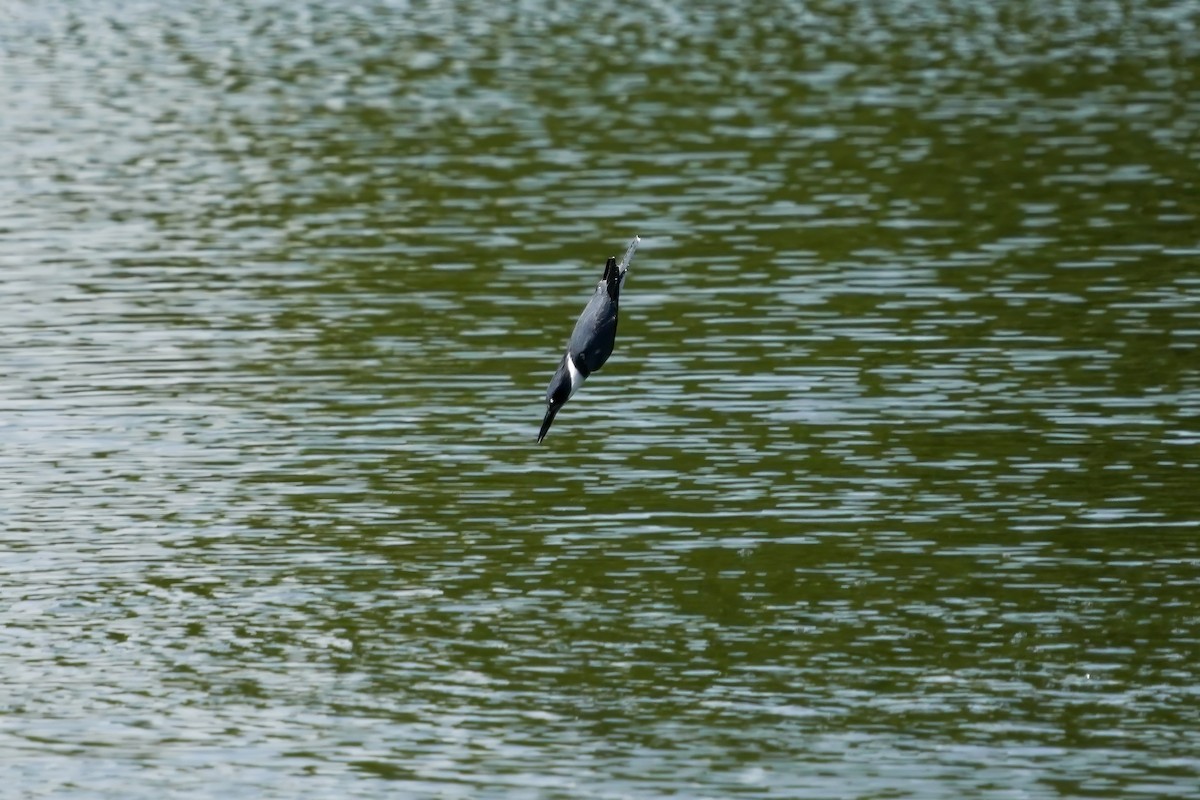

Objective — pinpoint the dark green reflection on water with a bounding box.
[2,0,1199,797]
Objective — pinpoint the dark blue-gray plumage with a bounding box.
[538,236,640,443]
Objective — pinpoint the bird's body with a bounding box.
[537,236,639,443]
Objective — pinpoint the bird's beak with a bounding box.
[537,404,559,444]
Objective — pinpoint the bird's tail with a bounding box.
[602,235,640,300]
[601,256,618,284]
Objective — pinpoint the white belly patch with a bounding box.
[565,353,587,398]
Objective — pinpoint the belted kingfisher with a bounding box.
[537,235,640,443]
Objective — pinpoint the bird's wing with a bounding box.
[618,235,640,274]
[568,287,618,374]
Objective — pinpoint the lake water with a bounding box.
[2,1,1199,797]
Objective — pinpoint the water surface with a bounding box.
[2,1,1199,797]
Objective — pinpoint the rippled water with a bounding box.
[3,0,1199,797]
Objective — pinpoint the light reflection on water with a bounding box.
[2,0,1199,797]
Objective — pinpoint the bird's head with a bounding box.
[537,360,573,443]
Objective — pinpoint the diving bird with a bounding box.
[537,235,640,443]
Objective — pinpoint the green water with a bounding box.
[2,1,1198,797]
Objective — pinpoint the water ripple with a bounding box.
[3,0,1200,797]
